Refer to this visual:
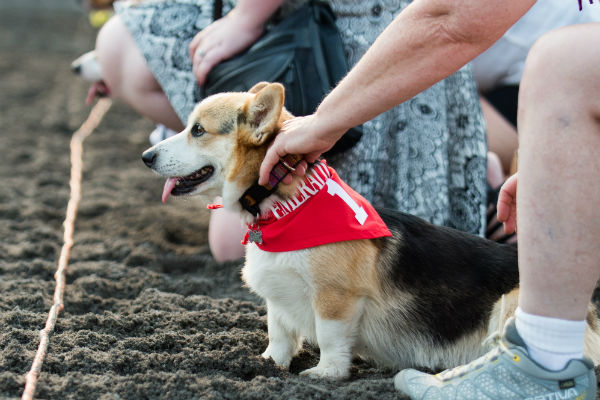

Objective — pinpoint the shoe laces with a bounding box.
[436,296,519,381]
[435,340,503,381]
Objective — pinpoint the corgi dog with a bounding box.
[141,82,600,379]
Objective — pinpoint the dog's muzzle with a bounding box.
[142,149,157,168]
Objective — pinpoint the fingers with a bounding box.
[281,174,293,185]
[258,118,318,186]
[259,138,286,186]
[295,160,308,177]
[193,45,228,86]
[497,204,517,235]
[189,33,201,61]
[304,151,322,164]
[280,160,308,184]
[188,26,211,60]
[504,214,517,235]
[261,156,308,186]
[497,172,518,234]
[189,11,267,85]
[189,25,221,85]
[258,115,337,185]
[497,172,518,221]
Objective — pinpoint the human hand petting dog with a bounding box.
[189,0,283,86]
[497,172,518,235]
[258,114,347,186]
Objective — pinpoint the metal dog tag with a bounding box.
[248,227,263,244]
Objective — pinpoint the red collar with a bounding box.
[242,162,392,251]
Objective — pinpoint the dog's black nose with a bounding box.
[71,64,81,75]
[142,150,157,168]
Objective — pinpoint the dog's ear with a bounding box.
[248,82,270,94]
[244,82,285,145]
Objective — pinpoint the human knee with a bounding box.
[96,15,160,102]
[209,241,243,263]
[521,24,599,105]
[208,209,245,262]
[209,233,244,262]
[95,15,128,89]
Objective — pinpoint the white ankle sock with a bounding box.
[515,307,586,371]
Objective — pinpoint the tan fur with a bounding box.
[488,288,520,336]
[229,141,266,186]
[584,304,600,363]
[225,84,300,197]
[309,240,381,321]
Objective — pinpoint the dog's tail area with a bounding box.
[584,304,600,365]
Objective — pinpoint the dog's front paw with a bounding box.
[261,346,292,369]
[299,365,349,380]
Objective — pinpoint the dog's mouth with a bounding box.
[161,166,214,203]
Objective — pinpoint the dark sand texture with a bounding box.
[0,5,398,399]
[0,3,598,400]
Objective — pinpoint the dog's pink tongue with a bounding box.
[162,178,178,203]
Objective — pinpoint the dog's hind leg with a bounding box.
[300,240,378,379]
[262,300,303,369]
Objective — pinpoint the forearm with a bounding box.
[315,0,536,139]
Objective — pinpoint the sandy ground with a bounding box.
[0,5,400,400]
[0,4,599,400]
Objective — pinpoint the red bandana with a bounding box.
[242,161,392,252]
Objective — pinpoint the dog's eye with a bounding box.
[190,123,205,138]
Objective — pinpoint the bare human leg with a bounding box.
[516,23,600,321]
[513,22,600,372]
[395,23,600,399]
[481,96,519,176]
[208,198,246,262]
[95,15,184,132]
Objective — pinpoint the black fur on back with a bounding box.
[376,208,519,345]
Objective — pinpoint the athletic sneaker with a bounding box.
[394,318,597,400]
[149,124,177,146]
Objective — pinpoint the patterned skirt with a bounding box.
[116,0,488,236]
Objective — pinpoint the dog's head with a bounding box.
[142,82,291,211]
[71,51,103,83]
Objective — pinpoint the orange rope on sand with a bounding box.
[21,98,112,400]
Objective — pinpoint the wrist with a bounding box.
[226,8,265,37]
[313,109,351,145]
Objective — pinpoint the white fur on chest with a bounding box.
[243,245,318,343]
